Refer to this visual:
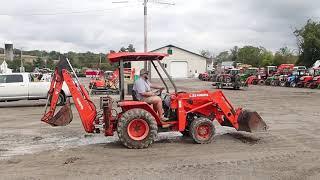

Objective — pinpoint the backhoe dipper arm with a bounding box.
[41,59,97,133]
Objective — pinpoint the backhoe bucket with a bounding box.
[47,100,73,126]
[237,110,267,132]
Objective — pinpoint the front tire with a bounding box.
[280,81,286,87]
[189,117,215,144]
[117,109,158,149]
[290,82,297,88]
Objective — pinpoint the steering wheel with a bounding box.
[154,88,164,96]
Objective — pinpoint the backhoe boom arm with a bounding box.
[41,59,97,133]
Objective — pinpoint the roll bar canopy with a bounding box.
[107,52,168,63]
[106,52,177,101]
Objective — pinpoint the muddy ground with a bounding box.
[0,79,320,180]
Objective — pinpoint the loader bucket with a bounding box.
[237,110,267,132]
[48,100,73,126]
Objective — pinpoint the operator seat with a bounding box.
[132,90,139,101]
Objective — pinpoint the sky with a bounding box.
[0,0,319,54]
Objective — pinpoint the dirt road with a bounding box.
[0,79,320,180]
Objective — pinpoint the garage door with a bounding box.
[170,61,188,78]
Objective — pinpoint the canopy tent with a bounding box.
[0,61,12,74]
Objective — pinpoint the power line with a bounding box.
[0,5,137,16]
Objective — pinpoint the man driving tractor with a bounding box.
[133,69,168,121]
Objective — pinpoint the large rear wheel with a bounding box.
[189,117,215,144]
[117,109,158,149]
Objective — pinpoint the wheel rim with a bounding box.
[196,124,211,140]
[127,119,149,141]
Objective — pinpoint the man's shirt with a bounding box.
[133,77,151,100]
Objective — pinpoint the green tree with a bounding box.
[24,62,34,72]
[216,51,231,63]
[237,46,262,67]
[230,46,239,62]
[260,48,274,66]
[200,49,213,58]
[33,57,45,68]
[46,59,55,69]
[294,19,320,67]
[119,44,136,52]
[273,47,298,66]
[7,58,21,72]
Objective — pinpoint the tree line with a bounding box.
[201,46,298,67]
[201,19,320,68]
[1,44,135,72]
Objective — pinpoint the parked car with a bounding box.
[0,73,71,105]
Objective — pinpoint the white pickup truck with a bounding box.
[0,73,71,105]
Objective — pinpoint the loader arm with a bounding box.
[212,91,267,132]
[41,59,97,133]
[181,90,267,132]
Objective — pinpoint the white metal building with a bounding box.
[131,45,207,79]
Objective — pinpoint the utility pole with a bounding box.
[99,53,102,70]
[112,0,174,80]
[144,0,148,76]
[20,48,25,72]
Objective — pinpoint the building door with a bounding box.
[170,61,188,78]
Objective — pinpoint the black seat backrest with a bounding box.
[132,90,139,101]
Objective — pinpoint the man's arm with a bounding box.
[140,91,155,97]
[135,80,156,97]
[150,83,164,90]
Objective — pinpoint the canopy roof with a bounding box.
[107,52,168,63]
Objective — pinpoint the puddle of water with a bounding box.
[0,134,112,160]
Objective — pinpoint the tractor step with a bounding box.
[161,122,176,128]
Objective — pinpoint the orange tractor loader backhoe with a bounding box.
[41,53,267,149]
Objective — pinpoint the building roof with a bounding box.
[150,44,208,60]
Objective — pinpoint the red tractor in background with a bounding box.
[41,52,267,149]
[277,64,294,75]
[89,69,120,95]
[297,75,313,88]
[308,68,320,89]
[214,68,243,89]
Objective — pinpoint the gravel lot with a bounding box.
[0,78,320,180]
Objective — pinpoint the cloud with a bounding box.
[0,0,318,54]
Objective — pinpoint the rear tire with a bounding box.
[189,117,215,144]
[117,108,158,149]
[258,80,265,85]
[290,82,297,88]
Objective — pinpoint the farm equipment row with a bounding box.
[200,64,320,90]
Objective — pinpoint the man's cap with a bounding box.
[140,69,149,75]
